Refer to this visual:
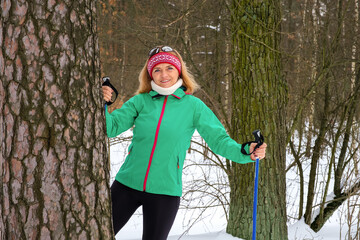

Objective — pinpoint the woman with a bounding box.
[102,46,267,240]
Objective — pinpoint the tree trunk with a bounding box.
[304,81,330,225]
[227,1,288,239]
[0,1,113,239]
[351,0,359,177]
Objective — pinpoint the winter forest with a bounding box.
[1,0,360,240]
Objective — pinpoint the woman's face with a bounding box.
[151,63,179,88]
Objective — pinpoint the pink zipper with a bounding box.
[143,96,168,192]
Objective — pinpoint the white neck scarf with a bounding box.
[151,78,183,95]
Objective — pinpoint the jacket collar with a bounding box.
[149,86,187,99]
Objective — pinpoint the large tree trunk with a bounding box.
[0,1,113,239]
[226,1,288,239]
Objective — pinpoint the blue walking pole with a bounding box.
[252,156,260,240]
[251,130,263,240]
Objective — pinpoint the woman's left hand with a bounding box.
[249,142,267,161]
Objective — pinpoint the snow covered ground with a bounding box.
[109,130,358,240]
[112,197,345,240]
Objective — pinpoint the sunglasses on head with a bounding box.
[148,46,174,58]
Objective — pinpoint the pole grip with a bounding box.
[252,130,264,151]
[252,130,263,144]
[102,76,118,106]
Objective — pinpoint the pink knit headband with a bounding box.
[147,52,182,79]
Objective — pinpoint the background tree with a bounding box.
[0,1,112,239]
[226,1,288,239]
[282,0,360,234]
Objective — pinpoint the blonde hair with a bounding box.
[135,48,199,95]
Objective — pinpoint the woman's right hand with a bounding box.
[102,86,114,103]
[249,142,267,161]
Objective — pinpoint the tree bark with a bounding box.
[226,1,288,239]
[351,0,359,177]
[0,1,113,239]
[304,81,330,225]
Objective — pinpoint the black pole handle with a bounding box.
[102,76,118,106]
[252,130,264,151]
[241,130,265,156]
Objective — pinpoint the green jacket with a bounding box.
[105,87,253,196]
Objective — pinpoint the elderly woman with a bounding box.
[102,46,267,240]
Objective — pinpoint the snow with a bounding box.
[109,130,358,240]
[168,230,242,240]
[287,217,345,240]
[117,230,241,240]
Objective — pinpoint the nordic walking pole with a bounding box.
[252,130,263,240]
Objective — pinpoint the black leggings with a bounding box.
[111,180,180,240]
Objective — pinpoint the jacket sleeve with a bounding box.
[105,95,143,138]
[194,98,254,164]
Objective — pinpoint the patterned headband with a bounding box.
[147,52,182,79]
